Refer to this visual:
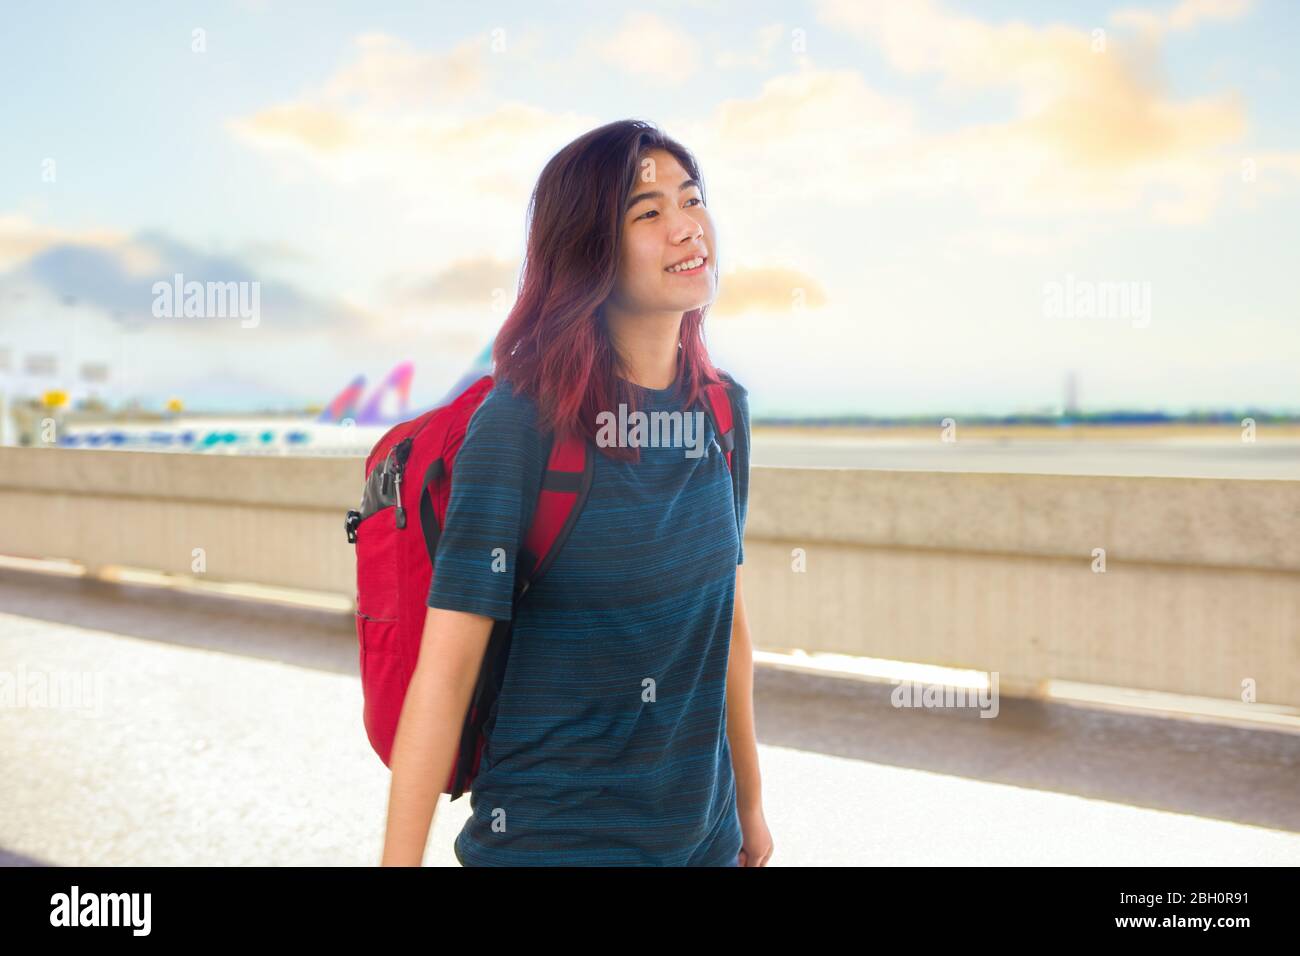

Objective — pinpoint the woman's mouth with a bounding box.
[664,254,707,276]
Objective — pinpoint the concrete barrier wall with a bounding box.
[2,447,1296,706]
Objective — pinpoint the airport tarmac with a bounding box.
[7,412,1300,479]
[750,433,1300,479]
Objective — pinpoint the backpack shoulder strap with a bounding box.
[514,429,594,602]
[513,374,741,601]
[698,375,742,529]
[701,380,736,472]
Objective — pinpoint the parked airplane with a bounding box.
[430,341,495,410]
[42,342,498,453]
[316,374,368,424]
[351,360,414,425]
[318,342,495,427]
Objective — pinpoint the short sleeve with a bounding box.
[426,380,547,622]
[729,378,750,566]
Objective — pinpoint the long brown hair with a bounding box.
[492,119,727,463]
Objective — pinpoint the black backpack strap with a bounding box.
[418,457,446,568]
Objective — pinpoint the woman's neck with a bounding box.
[605,308,682,390]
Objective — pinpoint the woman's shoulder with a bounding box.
[460,377,549,461]
[714,368,748,399]
[472,376,542,428]
[713,369,750,421]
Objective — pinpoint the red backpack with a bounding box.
[345,372,741,800]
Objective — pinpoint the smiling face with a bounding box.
[606,147,718,320]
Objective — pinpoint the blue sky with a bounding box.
[1,0,1297,416]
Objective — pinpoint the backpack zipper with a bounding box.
[392,436,413,529]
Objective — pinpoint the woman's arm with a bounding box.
[380,606,495,866]
[727,565,774,865]
[726,565,762,814]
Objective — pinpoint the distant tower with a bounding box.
[1064,370,1079,416]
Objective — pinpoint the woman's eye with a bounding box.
[636,197,705,221]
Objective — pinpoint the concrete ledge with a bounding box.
[749,466,1300,572]
[1,446,1296,707]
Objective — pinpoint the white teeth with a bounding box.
[666,256,704,273]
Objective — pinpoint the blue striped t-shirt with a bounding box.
[426,372,750,866]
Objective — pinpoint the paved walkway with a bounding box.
[2,566,1297,866]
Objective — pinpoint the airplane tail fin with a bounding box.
[431,339,495,409]
[317,374,367,423]
[354,361,414,425]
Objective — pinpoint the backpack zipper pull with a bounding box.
[394,464,406,528]
[380,449,395,498]
[393,435,412,528]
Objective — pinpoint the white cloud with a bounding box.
[0,215,146,273]
[779,0,1290,223]
[715,22,790,71]
[584,12,702,85]
[320,32,487,108]
[1112,0,1253,38]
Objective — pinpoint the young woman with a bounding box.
[380,119,772,867]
